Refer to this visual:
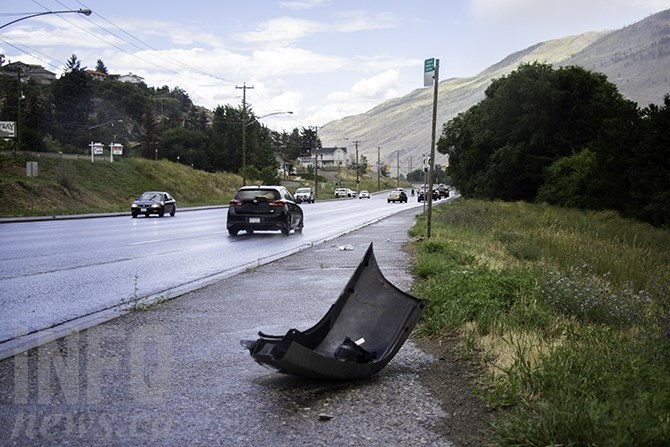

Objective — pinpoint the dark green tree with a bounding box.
[51,54,93,150]
[208,104,243,172]
[439,62,637,202]
[95,59,108,74]
[536,148,596,208]
[626,95,670,226]
[300,127,321,156]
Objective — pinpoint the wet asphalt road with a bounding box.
[0,208,454,446]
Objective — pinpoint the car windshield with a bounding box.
[139,192,162,202]
[236,189,280,201]
[296,188,310,194]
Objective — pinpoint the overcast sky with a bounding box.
[2,0,669,131]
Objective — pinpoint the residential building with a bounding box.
[0,61,56,84]
[298,146,348,168]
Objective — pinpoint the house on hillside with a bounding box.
[84,69,108,81]
[0,61,56,84]
[118,72,144,84]
[298,146,348,168]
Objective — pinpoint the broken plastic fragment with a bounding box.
[240,243,426,380]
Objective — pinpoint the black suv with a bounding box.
[227,185,304,236]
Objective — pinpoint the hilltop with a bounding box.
[318,9,670,171]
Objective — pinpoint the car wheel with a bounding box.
[158,210,165,217]
[228,228,238,236]
[281,214,291,236]
[170,206,176,217]
[131,212,138,218]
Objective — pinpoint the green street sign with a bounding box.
[424,58,435,73]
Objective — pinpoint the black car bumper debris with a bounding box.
[240,243,426,380]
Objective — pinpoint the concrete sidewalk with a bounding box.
[0,208,452,446]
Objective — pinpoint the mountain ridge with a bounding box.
[318,9,670,173]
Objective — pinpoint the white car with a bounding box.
[295,187,315,203]
[334,188,354,198]
[359,190,370,199]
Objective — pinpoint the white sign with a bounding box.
[0,121,16,138]
[93,143,104,155]
[111,143,123,155]
[26,161,38,178]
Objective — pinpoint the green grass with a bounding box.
[0,154,242,217]
[0,155,408,217]
[409,199,670,446]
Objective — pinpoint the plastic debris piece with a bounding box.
[240,243,426,380]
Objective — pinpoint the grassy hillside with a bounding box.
[0,154,242,217]
[0,153,407,217]
[411,200,670,445]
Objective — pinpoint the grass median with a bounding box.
[409,199,670,446]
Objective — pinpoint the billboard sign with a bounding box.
[0,121,16,138]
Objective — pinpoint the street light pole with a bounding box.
[0,9,92,30]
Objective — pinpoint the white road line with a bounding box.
[129,239,161,245]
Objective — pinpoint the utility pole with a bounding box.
[16,68,21,158]
[313,126,319,200]
[426,58,440,239]
[396,150,400,188]
[377,146,381,191]
[352,140,361,194]
[236,82,254,186]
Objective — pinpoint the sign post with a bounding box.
[423,57,440,238]
[89,142,104,162]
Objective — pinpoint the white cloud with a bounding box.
[233,17,321,44]
[278,0,331,10]
[233,11,400,46]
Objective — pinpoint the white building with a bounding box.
[298,146,348,168]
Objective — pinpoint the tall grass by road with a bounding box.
[410,199,670,446]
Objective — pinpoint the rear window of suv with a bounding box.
[236,189,280,201]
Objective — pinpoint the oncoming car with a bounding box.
[359,190,370,199]
[387,188,407,203]
[334,188,355,198]
[227,185,304,236]
[131,191,176,218]
[294,187,315,204]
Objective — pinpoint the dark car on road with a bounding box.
[227,185,304,236]
[417,187,439,202]
[131,191,176,218]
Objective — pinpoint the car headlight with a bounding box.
[131,203,138,208]
[151,203,161,208]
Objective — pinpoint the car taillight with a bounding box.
[230,199,242,206]
[268,200,285,207]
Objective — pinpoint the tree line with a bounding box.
[438,62,670,227]
[0,55,321,183]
